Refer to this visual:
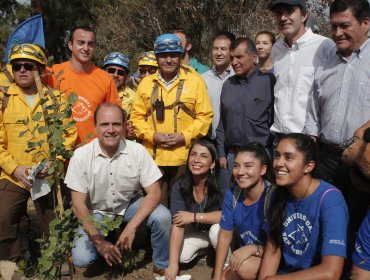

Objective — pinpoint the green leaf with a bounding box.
[18,130,28,137]
[37,126,49,134]
[31,112,43,121]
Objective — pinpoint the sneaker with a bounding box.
[153,265,166,276]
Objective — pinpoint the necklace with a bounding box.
[293,177,313,211]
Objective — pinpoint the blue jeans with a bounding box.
[72,195,171,269]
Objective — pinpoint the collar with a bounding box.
[157,70,180,85]
[283,28,313,50]
[235,67,258,83]
[212,65,232,78]
[93,138,127,159]
[336,37,370,61]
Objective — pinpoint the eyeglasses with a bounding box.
[10,44,45,61]
[12,62,36,72]
[139,67,157,75]
[106,67,126,76]
[154,40,182,51]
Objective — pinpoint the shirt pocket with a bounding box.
[3,113,29,143]
[244,95,268,122]
[176,95,196,122]
[117,174,140,194]
[357,73,370,108]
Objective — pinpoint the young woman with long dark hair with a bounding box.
[165,140,222,280]
[213,142,275,280]
[259,133,349,280]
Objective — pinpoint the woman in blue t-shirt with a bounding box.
[352,210,370,279]
[213,142,275,280]
[165,140,222,280]
[259,133,349,280]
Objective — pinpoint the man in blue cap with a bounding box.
[130,33,213,208]
[102,52,136,117]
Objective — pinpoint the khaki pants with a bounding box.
[0,179,56,261]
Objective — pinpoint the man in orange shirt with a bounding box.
[49,26,120,144]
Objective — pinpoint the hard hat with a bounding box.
[103,52,130,72]
[138,51,158,67]
[154,33,183,54]
[9,43,47,66]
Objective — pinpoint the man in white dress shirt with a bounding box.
[269,0,335,135]
[64,102,170,276]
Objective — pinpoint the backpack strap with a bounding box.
[319,188,340,208]
[173,80,184,133]
[1,65,14,84]
[232,184,242,210]
[263,182,277,219]
[0,90,10,113]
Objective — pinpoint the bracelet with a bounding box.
[194,212,196,223]
[255,244,260,256]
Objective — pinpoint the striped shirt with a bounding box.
[304,38,370,145]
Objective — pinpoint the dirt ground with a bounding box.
[27,200,214,280]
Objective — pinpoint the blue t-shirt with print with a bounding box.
[280,180,348,273]
[219,181,268,246]
[353,211,370,271]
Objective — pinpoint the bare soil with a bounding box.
[27,200,213,280]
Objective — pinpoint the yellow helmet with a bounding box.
[9,43,47,66]
[138,51,158,67]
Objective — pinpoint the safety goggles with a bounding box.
[10,44,45,62]
[105,53,129,65]
[106,67,126,76]
[12,62,36,72]
[139,52,156,62]
[154,40,182,51]
[139,67,157,75]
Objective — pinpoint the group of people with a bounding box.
[0,0,369,279]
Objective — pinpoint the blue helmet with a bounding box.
[103,51,130,72]
[154,33,184,55]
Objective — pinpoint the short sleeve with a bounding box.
[169,181,187,216]
[352,211,370,270]
[320,189,348,258]
[64,152,89,193]
[219,186,235,231]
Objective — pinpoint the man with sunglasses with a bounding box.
[102,51,135,117]
[131,33,213,209]
[0,43,76,261]
[49,26,120,145]
[137,51,158,80]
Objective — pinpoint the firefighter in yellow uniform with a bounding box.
[131,34,213,206]
[0,44,76,261]
[102,51,136,117]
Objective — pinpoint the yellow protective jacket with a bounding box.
[119,86,136,117]
[0,83,77,189]
[131,68,213,166]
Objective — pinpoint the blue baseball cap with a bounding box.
[270,0,306,10]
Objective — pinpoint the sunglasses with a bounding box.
[139,67,157,75]
[12,62,36,72]
[154,40,182,51]
[106,67,126,76]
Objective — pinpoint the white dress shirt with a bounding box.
[270,28,335,134]
[64,139,162,216]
